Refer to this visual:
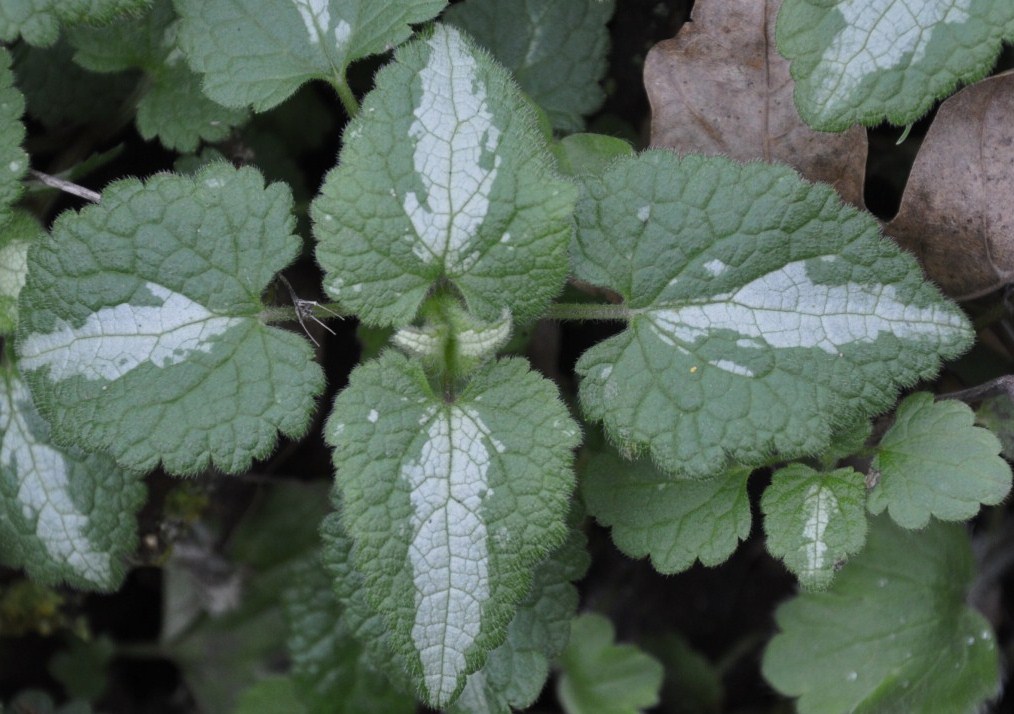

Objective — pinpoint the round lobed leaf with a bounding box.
[16,163,324,475]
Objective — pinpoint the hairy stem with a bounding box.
[544,302,630,321]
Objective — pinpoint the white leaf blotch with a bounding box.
[702,258,728,277]
[647,259,965,354]
[0,239,28,300]
[458,310,512,358]
[19,282,243,382]
[814,0,973,118]
[802,483,836,575]
[403,405,497,704]
[334,19,352,48]
[292,0,330,45]
[0,374,110,583]
[403,27,503,274]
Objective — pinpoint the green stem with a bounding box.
[544,302,629,321]
[331,70,360,118]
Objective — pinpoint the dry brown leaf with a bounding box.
[888,72,1014,300]
[645,0,867,207]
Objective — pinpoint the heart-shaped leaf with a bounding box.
[573,151,972,478]
[312,25,576,327]
[326,351,579,707]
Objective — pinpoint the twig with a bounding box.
[937,375,1014,405]
[28,169,101,203]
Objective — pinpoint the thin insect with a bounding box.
[278,275,341,347]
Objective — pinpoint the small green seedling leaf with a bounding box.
[233,677,306,714]
[557,613,664,714]
[762,464,868,590]
[5,690,95,714]
[762,515,1000,713]
[68,0,248,152]
[552,133,634,178]
[326,351,579,708]
[777,0,1014,131]
[0,46,27,230]
[15,163,324,475]
[445,0,615,132]
[313,24,577,327]
[868,391,1011,529]
[283,555,415,714]
[977,393,1014,460]
[582,449,751,574]
[0,211,41,336]
[0,0,152,47]
[174,0,447,112]
[0,363,145,590]
[573,151,972,478]
[48,634,115,701]
[450,509,590,714]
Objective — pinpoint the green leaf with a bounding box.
[643,633,723,714]
[868,392,1011,529]
[174,0,447,112]
[444,0,615,132]
[283,555,415,714]
[777,0,1014,131]
[0,211,42,336]
[976,393,1014,460]
[762,515,1000,713]
[326,351,579,707]
[48,634,115,701]
[312,24,577,327]
[234,677,307,714]
[0,361,145,590]
[0,0,152,47]
[450,508,590,714]
[573,151,972,478]
[0,46,27,229]
[13,39,139,128]
[164,482,331,713]
[68,0,248,152]
[556,613,664,714]
[15,163,324,475]
[761,464,868,590]
[822,414,873,466]
[320,510,414,689]
[6,690,94,714]
[552,133,634,178]
[581,449,751,574]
